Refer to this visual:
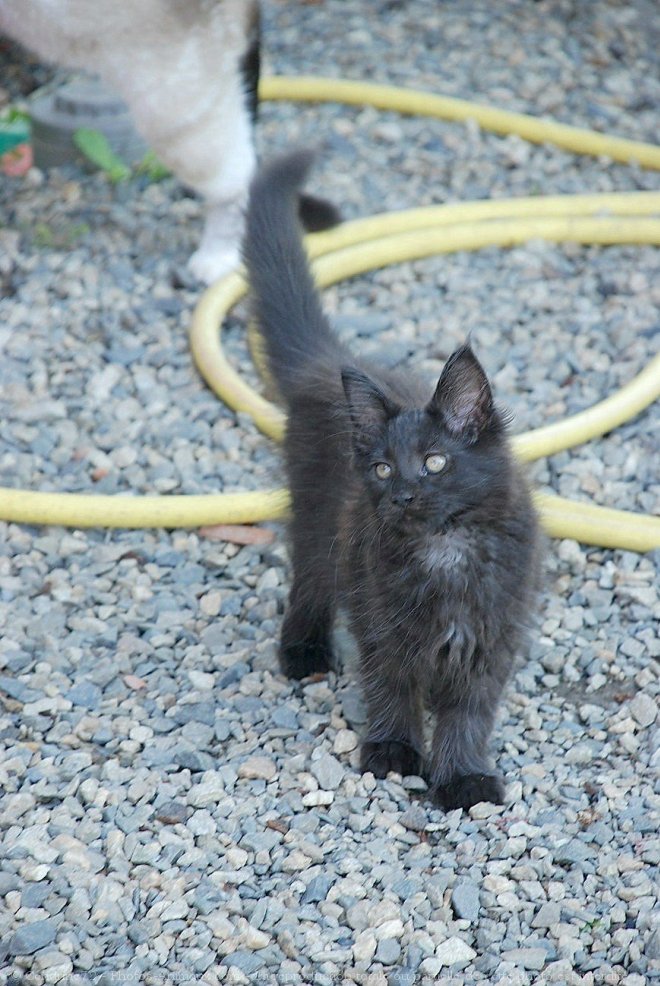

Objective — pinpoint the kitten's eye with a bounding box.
[374,462,392,480]
[424,453,447,474]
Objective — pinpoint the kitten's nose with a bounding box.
[391,491,415,507]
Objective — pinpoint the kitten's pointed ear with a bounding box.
[428,345,495,441]
[342,367,398,434]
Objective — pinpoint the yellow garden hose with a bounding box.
[189,204,660,454]
[261,76,660,170]
[0,76,659,549]
[188,218,660,554]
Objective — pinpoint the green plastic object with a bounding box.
[0,117,31,155]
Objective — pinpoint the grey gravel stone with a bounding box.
[21,883,51,908]
[155,800,191,825]
[310,753,345,791]
[8,919,57,955]
[554,839,596,869]
[629,693,657,728]
[501,947,548,971]
[399,803,428,832]
[388,971,415,986]
[0,873,20,896]
[532,901,562,929]
[435,937,476,967]
[224,950,265,975]
[451,879,481,922]
[173,750,216,772]
[271,706,299,730]
[301,875,334,904]
[645,928,660,960]
[0,675,40,702]
[193,880,226,916]
[426,869,454,907]
[376,938,402,965]
[238,755,277,781]
[65,683,103,713]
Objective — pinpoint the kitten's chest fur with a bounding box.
[342,510,481,669]
[339,484,536,688]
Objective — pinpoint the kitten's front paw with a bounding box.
[431,773,504,811]
[360,740,422,780]
[279,639,333,680]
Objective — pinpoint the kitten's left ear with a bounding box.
[428,345,496,441]
[342,367,398,435]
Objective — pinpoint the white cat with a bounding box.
[0,0,260,282]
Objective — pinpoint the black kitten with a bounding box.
[243,151,541,810]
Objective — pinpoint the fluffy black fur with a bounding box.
[243,151,541,810]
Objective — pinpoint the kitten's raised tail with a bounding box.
[243,150,344,397]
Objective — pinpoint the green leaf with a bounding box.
[73,128,131,182]
[2,107,31,125]
[32,220,91,249]
[135,150,170,182]
[34,222,55,248]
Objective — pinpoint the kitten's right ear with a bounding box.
[428,345,496,442]
[341,367,398,436]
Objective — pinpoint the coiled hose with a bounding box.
[1,76,659,550]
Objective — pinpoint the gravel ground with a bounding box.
[1,1,659,984]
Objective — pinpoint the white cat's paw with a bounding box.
[187,243,241,285]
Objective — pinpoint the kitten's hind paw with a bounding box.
[360,740,423,780]
[279,639,334,680]
[431,773,504,811]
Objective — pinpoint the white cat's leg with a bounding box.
[180,89,256,281]
[187,196,246,284]
[112,75,256,283]
[104,7,259,284]
[181,99,256,283]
